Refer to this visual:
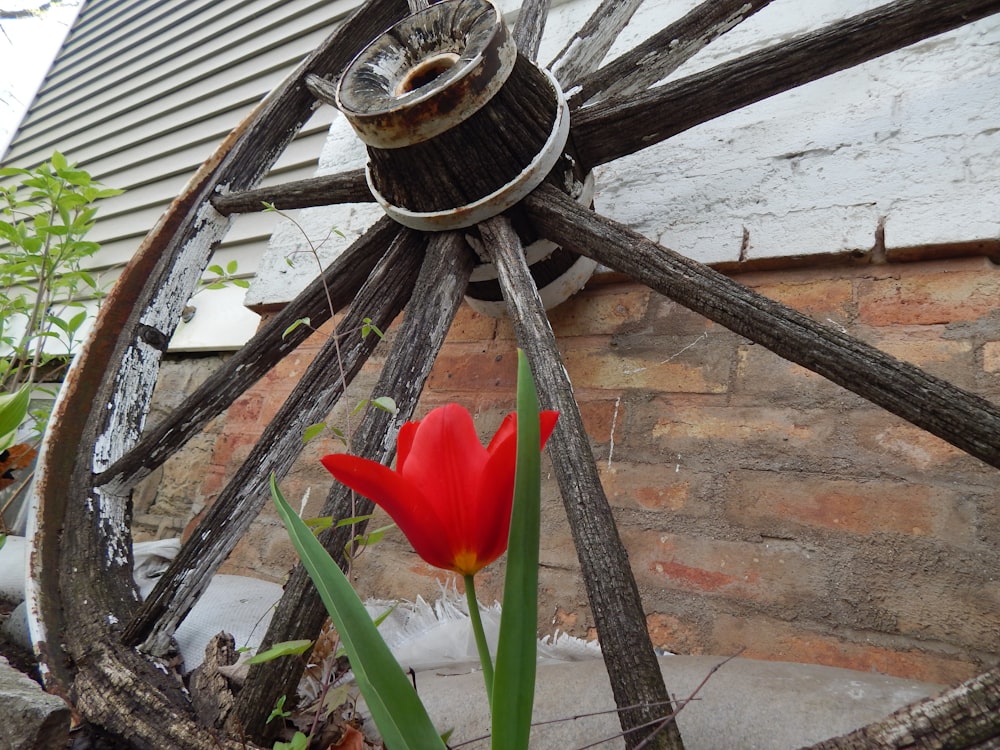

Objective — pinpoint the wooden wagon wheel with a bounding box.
[25,0,1000,748]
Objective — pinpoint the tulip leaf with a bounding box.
[271,475,446,750]
[491,350,542,750]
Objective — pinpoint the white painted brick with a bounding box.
[249,1,1000,307]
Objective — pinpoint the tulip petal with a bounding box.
[396,420,418,472]
[320,454,457,571]
[398,405,489,555]
[472,410,560,568]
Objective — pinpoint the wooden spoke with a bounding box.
[210,169,372,215]
[525,184,1000,471]
[512,0,551,61]
[480,214,683,750]
[234,231,475,740]
[96,217,400,495]
[547,0,644,87]
[572,0,1000,168]
[566,0,774,106]
[804,665,1000,750]
[122,228,427,656]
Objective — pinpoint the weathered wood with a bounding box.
[805,666,1000,749]
[235,231,475,741]
[524,184,1000,471]
[305,72,340,108]
[210,169,373,214]
[480,214,683,750]
[566,0,774,106]
[96,217,400,494]
[548,0,644,87]
[512,0,550,61]
[29,0,411,717]
[122,228,426,656]
[364,55,556,213]
[572,0,1000,167]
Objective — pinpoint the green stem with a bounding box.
[464,573,494,705]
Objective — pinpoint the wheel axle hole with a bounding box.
[396,53,460,95]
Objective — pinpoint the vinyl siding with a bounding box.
[3,0,364,350]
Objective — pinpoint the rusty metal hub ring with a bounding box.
[365,67,570,231]
[336,0,516,150]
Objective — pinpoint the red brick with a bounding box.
[448,304,499,341]
[852,412,967,470]
[857,262,1000,326]
[732,343,862,407]
[548,286,651,337]
[741,275,855,320]
[224,390,264,431]
[646,612,704,654]
[209,430,255,469]
[711,613,979,684]
[727,470,972,543]
[624,531,819,606]
[599,462,690,512]
[426,343,518,392]
[562,345,729,393]
[651,405,824,443]
[579,398,625,447]
[865,328,976,388]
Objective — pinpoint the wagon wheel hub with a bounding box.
[338,0,570,229]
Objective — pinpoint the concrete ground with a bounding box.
[393,655,941,750]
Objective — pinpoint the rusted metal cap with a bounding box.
[366,67,570,231]
[336,0,516,149]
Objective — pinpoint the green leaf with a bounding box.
[282,318,310,339]
[302,422,327,443]
[304,516,333,533]
[68,310,88,332]
[266,694,293,725]
[360,317,384,339]
[246,639,313,664]
[350,523,395,549]
[491,350,543,750]
[226,259,238,274]
[333,514,374,528]
[271,476,446,750]
[370,396,397,415]
[273,731,309,750]
[0,386,31,440]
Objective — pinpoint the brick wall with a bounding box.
[156,255,1000,686]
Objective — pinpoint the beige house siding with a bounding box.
[3,0,364,350]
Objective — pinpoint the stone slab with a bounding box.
[0,655,70,750]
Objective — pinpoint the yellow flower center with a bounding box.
[452,550,480,575]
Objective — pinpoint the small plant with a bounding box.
[0,152,122,435]
[0,153,120,529]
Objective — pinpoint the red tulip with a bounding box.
[321,404,558,576]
